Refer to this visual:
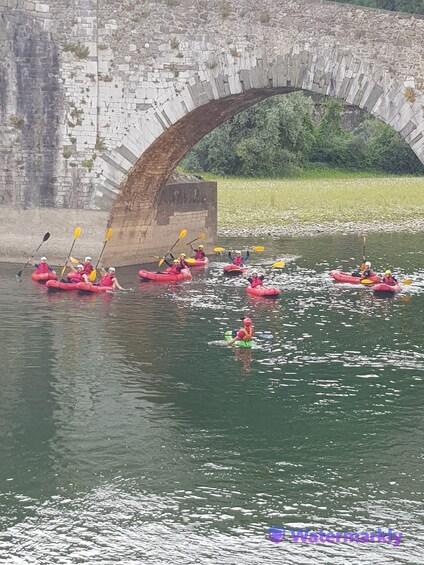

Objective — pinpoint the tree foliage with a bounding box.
[181,93,424,177]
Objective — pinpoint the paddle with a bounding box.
[402,279,412,285]
[61,227,81,277]
[186,233,205,246]
[360,235,366,271]
[360,279,373,285]
[89,228,113,282]
[16,232,51,281]
[158,229,187,267]
[272,261,286,269]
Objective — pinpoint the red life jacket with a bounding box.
[232,256,243,266]
[250,276,264,288]
[168,265,182,275]
[71,272,85,283]
[35,263,49,274]
[382,276,396,286]
[82,262,93,275]
[99,273,114,287]
[237,325,255,340]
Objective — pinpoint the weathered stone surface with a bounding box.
[0,0,424,264]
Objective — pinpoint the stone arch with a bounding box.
[101,42,423,264]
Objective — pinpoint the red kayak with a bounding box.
[31,272,57,283]
[186,257,209,268]
[223,264,248,276]
[138,268,192,283]
[76,282,111,293]
[246,285,280,298]
[373,283,402,293]
[46,280,78,292]
[330,270,382,284]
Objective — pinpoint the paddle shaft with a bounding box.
[62,239,78,275]
[17,233,50,278]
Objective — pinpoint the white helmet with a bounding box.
[40,256,47,262]
[251,270,258,276]
[77,264,83,270]
[365,261,371,268]
[108,267,116,273]
[235,250,241,254]
[85,256,92,262]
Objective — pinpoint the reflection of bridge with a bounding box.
[1,0,423,265]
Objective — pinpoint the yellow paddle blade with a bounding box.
[158,257,165,267]
[105,228,113,241]
[253,246,265,252]
[74,226,81,239]
[214,247,225,253]
[70,256,80,264]
[61,265,67,277]
[185,257,196,264]
[179,229,187,239]
[272,261,286,268]
[361,279,373,285]
[198,233,205,240]
[402,279,412,285]
[89,269,97,282]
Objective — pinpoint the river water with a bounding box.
[0,233,423,564]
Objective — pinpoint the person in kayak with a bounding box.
[352,261,373,278]
[97,267,125,290]
[382,269,397,286]
[169,252,191,269]
[164,258,185,276]
[34,256,56,276]
[244,267,266,288]
[64,263,89,283]
[190,244,206,260]
[227,317,255,346]
[228,250,249,267]
[82,256,94,277]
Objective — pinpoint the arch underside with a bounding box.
[102,45,424,264]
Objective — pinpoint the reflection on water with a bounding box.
[0,232,423,563]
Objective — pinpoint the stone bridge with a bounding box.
[1,0,423,265]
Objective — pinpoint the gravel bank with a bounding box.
[218,219,424,239]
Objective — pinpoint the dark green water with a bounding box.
[0,233,423,564]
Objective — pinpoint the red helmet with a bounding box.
[243,317,252,326]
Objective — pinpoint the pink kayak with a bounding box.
[31,272,57,283]
[75,282,112,293]
[373,283,402,293]
[138,268,192,283]
[46,280,78,292]
[246,285,280,298]
[330,270,382,284]
[223,265,248,276]
[186,256,209,268]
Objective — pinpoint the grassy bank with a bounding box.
[206,170,424,229]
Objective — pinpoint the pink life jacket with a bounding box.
[168,265,182,275]
[232,255,243,266]
[250,276,264,288]
[194,250,205,260]
[99,273,114,287]
[82,262,93,276]
[71,272,85,283]
[35,262,50,274]
[382,276,396,286]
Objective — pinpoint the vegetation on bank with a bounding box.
[214,172,424,228]
[181,95,424,179]
[329,0,424,15]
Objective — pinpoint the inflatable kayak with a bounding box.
[223,265,248,276]
[31,272,57,283]
[246,285,280,298]
[76,282,112,293]
[186,256,209,268]
[224,330,254,348]
[138,268,192,283]
[330,270,382,284]
[373,283,402,294]
[46,280,78,292]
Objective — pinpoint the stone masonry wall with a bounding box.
[0,0,423,264]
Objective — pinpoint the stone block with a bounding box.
[35,2,49,11]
